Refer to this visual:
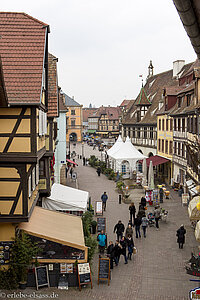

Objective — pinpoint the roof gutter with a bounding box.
[173,0,200,58]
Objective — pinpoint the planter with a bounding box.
[19,282,27,290]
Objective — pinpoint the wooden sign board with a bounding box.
[98,257,110,285]
[97,217,106,233]
[35,266,50,290]
[77,263,92,291]
[95,201,103,215]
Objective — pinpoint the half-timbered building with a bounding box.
[0,12,50,251]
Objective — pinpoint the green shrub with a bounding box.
[89,155,98,167]
[82,211,97,262]
[0,266,18,289]
[116,180,125,190]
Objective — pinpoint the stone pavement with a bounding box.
[21,143,200,299]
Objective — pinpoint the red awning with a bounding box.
[66,159,78,166]
[141,155,170,167]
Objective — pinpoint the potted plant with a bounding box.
[11,231,41,289]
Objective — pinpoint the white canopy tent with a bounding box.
[107,135,123,156]
[109,136,146,176]
[42,183,89,213]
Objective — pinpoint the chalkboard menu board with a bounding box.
[0,241,13,265]
[35,266,50,290]
[97,217,106,232]
[78,263,92,290]
[98,258,110,285]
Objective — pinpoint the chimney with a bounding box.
[173,60,185,78]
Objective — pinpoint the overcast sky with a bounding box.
[2,0,197,107]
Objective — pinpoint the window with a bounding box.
[39,160,45,177]
[166,119,168,131]
[137,111,141,122]
[137,128,140,138]
[159,119,161,130]
[191,117,193,133]
[178,97,181,108]
[170,119,173,131]
[71,109,75,115]
[165,140,168,154]
[144,127,147,138]
[133,128,135,138]
[169,141,173,154]
[187,117,190,132]
[107,126,108,130]
[178,118,181,131]
[128,128,131,137]
[158,139,161,151]
[174,142,177,154]
[162,140,164,152]
[182,118,185,132]
[113,126,115,130]
[178,143,181,155]
[182,144,185,158]
[174,119,176,131]
[39,110,47,136]
[195,117,198,134]
[71,119,76,126]
[187,94,191,106]
[162,119,165,131]
[150,127,153,139]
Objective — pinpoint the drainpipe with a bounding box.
[173,0,200,58]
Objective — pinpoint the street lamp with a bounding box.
[68,134,73,158]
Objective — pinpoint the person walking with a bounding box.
[120,236,128,264]
[113,240,121,265]
[97,230,107,254]
[97,166,101,176]
[114,220,125,241]
[141,196,146,208]
[127,235,134,260]
[107,241,115,269]
[154,206,161,230]
[125,224,133,238]
[176,225,186,249]
[101,192,108,211]
[141,215,149,238]
[83,157,86,166]
[134,215,142,238]
[129,203,136,226]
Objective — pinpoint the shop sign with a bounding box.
[189,287,200,299]
[0,241,13,265]
[38,178,47,190]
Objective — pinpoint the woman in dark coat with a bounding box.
[176,225,186,249]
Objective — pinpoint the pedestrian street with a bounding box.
[49,143,199,299]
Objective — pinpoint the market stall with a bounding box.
[109,137,145,178]
[42,183,89,216]
[195,220,200,242]
[18,206,88,287]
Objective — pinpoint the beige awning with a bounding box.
[18,206,86,251]
[188,196,200,221]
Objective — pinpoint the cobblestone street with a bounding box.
[29,143,200,299]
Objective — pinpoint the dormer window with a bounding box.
[187,94,191,106]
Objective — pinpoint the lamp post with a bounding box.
[68,134,73,158]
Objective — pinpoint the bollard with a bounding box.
[119,194,122,204]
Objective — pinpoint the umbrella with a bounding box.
[142,159,147,186]
[148,160,155,190]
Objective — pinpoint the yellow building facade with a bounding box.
[63,93,83,142]
[157,114,173,184]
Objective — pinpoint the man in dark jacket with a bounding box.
[176,225,186,249]
[114,220,125,241]
[107,241,115,269]
[101,192,108,211]
[129,203,136,226]
[134,215,142,238]
[120,236,128,264]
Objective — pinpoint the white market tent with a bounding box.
[195,221,200,242]
[109,136,146,175]
[107,135,123,156]
[42,183,89,213]
[188,196,200,220]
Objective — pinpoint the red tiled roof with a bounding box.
[96,106,121,120]
[0,12,49,105]
[59,93,68,112]
[120,100,132,107]
[48,53,58,117]
[82,108,97,122]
